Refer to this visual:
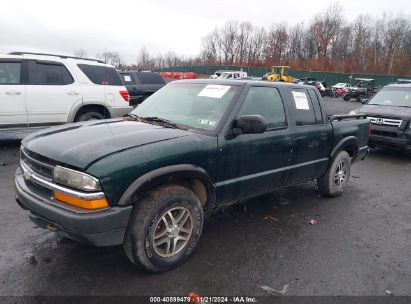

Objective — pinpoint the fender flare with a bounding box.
[117,164,216,208]
[330,136,359,161]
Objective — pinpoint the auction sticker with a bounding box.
[198,85,231,98]
[292,91,310,110]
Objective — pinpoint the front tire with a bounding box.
[123,185,204,272]
[318,151,351,197]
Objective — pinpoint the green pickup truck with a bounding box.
[15,80,370,272]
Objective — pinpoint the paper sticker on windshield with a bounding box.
[198,85,231,99]
[198,119,209,126]
[124,75,132,82]
[198,119,217,127]
[292,91,310,110]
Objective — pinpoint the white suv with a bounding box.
[0,52,132,133]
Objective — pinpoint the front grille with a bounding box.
[21,148,55,181]
[371,130,398,138]
[368,116,402,128]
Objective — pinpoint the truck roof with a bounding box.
[172,79,312,89]
[385,83,411,89]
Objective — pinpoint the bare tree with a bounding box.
[164,51,179,67]
[193,3,411,75]
[247,26,266,65]
[287,23,305,62]
[265,24,289,65]
[136,46,155,70]
[96,50,121,67]
[154,54,165,69]
[236,22,253,65]
[200,29,221,64]
[349,15,371,71]
[384,16,410,74]
[312,2,344,61]
[220,21,239,65]
[330,25,353,70]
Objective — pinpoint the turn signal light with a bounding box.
[53,192,109,210]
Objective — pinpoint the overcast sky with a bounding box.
[0,0,410,64]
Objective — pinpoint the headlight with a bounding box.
[53,166,101,192]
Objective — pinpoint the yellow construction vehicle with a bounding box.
[263,66,295,82]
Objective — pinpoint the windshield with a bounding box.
[272,67,282,74]
[219,72,232,79]
[131,83,240,130]
[368,88,411,107]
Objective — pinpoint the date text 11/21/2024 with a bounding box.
[149,295,257,303]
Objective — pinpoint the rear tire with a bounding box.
[318,151,351,197]
[343,95,351,101]
[123,185,204,272]
[75,111,104,122]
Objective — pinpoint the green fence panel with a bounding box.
[155,66,411,87]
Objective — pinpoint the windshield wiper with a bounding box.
[123,113,138,119]
[139,116,186,130]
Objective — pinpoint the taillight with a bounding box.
[368,123,372,137]
[119,90,129,102]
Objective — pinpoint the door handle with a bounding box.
[5,91,22,95]
[67,91,80,95]
[282,136,293,146]
[320,134,328,140]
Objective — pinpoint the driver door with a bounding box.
[215,86,293,204]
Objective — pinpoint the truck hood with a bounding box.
[22,119,191,169]
[359,104,411,120]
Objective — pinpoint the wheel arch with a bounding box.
[68,102,113,122]
[330,136,359,162]
[117,164,216,209]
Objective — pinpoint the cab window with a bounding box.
[238,87,286,129]
[28,61,73,85]
[291,89,317,126]
[307,89,324,124]
[0,62,21,84]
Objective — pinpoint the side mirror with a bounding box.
[361,99,369,104]
[234,115,267,134]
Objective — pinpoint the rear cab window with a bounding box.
[78,64,123,86]
[27,60,73,85]
[307,89,324,124]
[290,89,319,126]
[120,73,135,84]
[135,72,165,85]
[0,61,22,84]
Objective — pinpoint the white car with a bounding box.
[0,52,132,134]
[217,71,248,79]
[332,82,351,92]
[209,70,225,79]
